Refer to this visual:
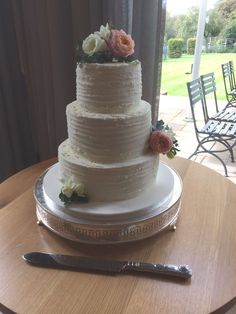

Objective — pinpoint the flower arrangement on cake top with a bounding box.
[76,23,136,63]
[149,120,179,159]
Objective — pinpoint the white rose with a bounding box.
[96,23,111,41]
[74,182,85,195]
[61,185,74,198]
[82,33,107,56]
[61,177,85,197]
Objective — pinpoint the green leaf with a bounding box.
[75,40,137,64]
[151,119,180,159]
[59,191,89,206]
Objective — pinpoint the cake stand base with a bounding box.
[34,162,182,244]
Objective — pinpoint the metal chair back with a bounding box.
[186,78,207,130]
[200,72,219,119]
[229,61,236,90]
[221,61,236,106]
[186,77,236,177]
[201,72,236,122]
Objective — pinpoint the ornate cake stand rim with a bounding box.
[36,201,181,244]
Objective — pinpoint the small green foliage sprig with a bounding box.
[76,41,113,64]
[76,41,136,64]
[59,191,89,206]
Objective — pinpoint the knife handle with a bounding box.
[124,261,192,279]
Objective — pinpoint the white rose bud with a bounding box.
[82,33,107,56]
[74,182,85,196]
[61,185,74,198]
[97,23,111,41]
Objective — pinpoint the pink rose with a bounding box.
[149,131,173,154]
[109,30,134,57]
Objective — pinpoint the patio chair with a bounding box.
[200,72,236,122]
[221,61,236,107]
[186,77,236,176]
[229,60,236,90]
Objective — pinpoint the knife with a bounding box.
[23,252,192,279]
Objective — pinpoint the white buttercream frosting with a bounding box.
[66,99,151,163]
[58,140,159,201]
[76,61,141,114]
[58,61,159,202]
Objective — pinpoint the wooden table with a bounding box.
[0,157,236,314]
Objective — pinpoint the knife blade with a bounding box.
[23,252,192,279]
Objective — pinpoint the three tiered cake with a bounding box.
[58,61,159,201]
[35,23,181,243]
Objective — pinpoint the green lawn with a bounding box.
[161,53,236,100]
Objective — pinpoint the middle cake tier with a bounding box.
[66,99,151,163]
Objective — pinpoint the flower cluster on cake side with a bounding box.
[150,120,179,159]
[59,23,179,205]
[59,177,88,205]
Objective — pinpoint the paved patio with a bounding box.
[158,95,236,184]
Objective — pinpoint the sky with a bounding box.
[167,0,218,15]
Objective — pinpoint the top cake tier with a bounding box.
[76,61,142,114]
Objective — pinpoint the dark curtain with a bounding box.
[0,0,76,181]
[132,0,166,122]
[0,0,166,181]
[0,1,36,179]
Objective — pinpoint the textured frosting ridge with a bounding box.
[76,61,141,114]
[67,100,151,163]
[59,140,159,201]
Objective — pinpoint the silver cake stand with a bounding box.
[34,162,182,244]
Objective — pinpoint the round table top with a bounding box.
[0,156,236,314]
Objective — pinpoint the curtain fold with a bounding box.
[81,0,166,121]
[132,0,166,122]
[18,0,75,159]
[0,1,36,180]
[0,0,166,181]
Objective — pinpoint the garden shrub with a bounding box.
[168,38,184,58]
[187,38,196,55]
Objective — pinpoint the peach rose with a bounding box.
[149,131,173,154]
[109,30,134,57]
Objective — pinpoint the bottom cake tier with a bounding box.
[58,140,159,201]
[34,161,182,244]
